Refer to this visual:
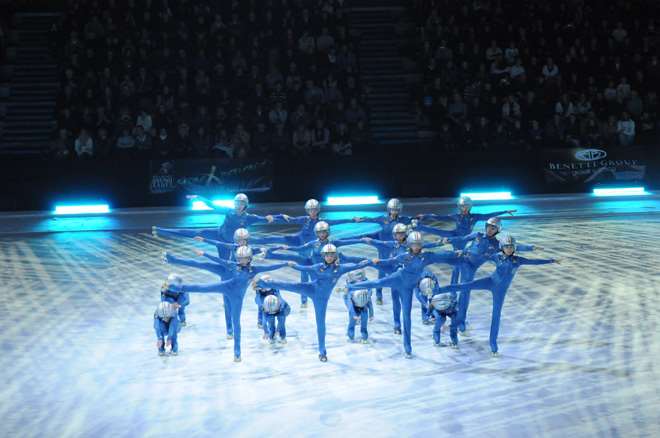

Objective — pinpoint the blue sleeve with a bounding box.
[377,254,406,268]
[371,239,395,251]
[283,241,313,253]
[516,243,535,252]
[397,215,414,225]
[414,288,425,305]
[264,249,307,264]
[253,263,290,274]
[340,254,369,264]
[343,293,356,317]
[415,224,455,237]
[338,260,371,275]
[425,250,461,266]
[447,232,479,246]
[246,213,271,225]
[420,213,453,222]
[517,256,555,265]
[271,214,306,224]
[166,253,226,274]
[333,238,365,247]
[289,263,320,273]
[202,253,236,269]
[324,217,358,225]
[182,279,234,293]
[250,235,289,245]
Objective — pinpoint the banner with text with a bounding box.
[149,159,273,195]
[542,147,647,185]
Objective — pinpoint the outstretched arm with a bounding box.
[472,210,516,220]
[164,252,227,275]
[176,279,234,294]
[188,195,233,213]
[264,248,308,264]
[202,252,237,269]
[253,262,291,274]
[250,234,291,245]
[424,250,463,267]
[339,253,370,264]
[445,232,479,247]
[270,214,307,224]
[195,236,236,250]
[289,262,321,273]
[414,223,455,237]
[343,293,357,318]
[516,242,539,252]
[517,256,557,265]
[417,213,454,222]
[338,260,372,275]
[374,253,407,268]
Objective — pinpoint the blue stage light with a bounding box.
[593,187,648,197]
[191,199,234,211]
[53,204,110,215]
[460,191,513,201]
[325,195,383,206]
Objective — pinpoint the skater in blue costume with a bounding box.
[192,228,267,259]
[436,234,559,355]
[160,273,190,326]
[344,223,446,333]
[416,276,459,348]
[152,193,277,259]
[253,199,361,306]
[346,231,463,358]
[416,196,517,285]
[343,270,374,343]
[153,301,181,356]
[354,199,415,304]
[258,282,291,344]
[414,270,438,325]
[256,243,371,362]
[165,245,289,362]
[446,217,539,333]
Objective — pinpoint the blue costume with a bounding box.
[357,214,414,302]
[153,303,180,355]
[259,291,291,342]
[414,270,437,324]
[417,208,512,284]
[437,253,556,353]
[343,289,374,342]
[345,236,444,332]
[168,255,288,361]
[414,272,459,346]
[447,231,535,332]
[160,282,189,325]
[347,249,461,356]
[256,259,370,361]
[164,252,236,336]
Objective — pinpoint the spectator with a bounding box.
[115,128,136,156]
[350,120,371,150]
[311,119,330,150]
[51,129,73,159]
[292,124,312,155]
[192,126,211,157]
[154,128,172,157]
[616,112,636,146]
[269,102,289,126]
[345,98,367,126]
[232,124,251,156]
[331,123,353,156]
[211,129,235,158]
[251,122,271,155]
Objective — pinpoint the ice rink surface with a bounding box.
[1,213,659,437]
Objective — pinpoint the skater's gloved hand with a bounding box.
[372,258,380,264]
[533,245,543,251]
[358,259,370,267]
[161,251,169,264]
[361,237,372,243]
[193,249,204,257]
[281,214,292,222]
[194,236,205,242]
[354,217,363,222]
[505,209,517,215]
[411,219,418,228]
[287,261,296,267]
[266,215,274,223]
[441,237,450,244]
[553,258,561,264]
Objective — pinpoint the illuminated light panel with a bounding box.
[325,195,382,206]
[593,187,648,197]
[460,191,513,201]
[191,199,234,210]
[53,204,110,215]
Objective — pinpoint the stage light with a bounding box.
[53,204,110,215]
[460,191,513,201]
[593,187,648,197]
[325,195,383,206]
[191,199,234,211]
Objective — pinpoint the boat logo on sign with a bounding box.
[574,149,607,161]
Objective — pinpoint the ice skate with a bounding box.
[319,354,327,362]
[234,355,242,362]
[300,302,308,309]
[404,352,413,359]
[227,334,234,340]
[376,298,383,305]
[360,338,369,344]
[278,338,287,345]
[393,328,402,335]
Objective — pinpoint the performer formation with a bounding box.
[153,194,559,361]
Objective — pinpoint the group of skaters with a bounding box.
[151,193,559,362]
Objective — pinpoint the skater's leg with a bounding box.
[168,318,180,353]
[350,273,401,291]
[347,314,356,340]
[391,288,402,332]
[432,314,444,345]
[360,310,369,340]
[399,287,414,355]
[311,294,330,359]
[449,313,459,346]
[266,314,276,340]
[457,264,477,331]
[300,271,309,305]
[155,227,216,240]
[223,295,233,336]
[154,319,166,353]
[489,289,506,354]
[277,314,287,339]
[228,293,245,360]
[263,280,316,298]
[374,254,387,303]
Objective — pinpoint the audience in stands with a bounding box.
[51,0,366,160]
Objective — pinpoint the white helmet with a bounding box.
[418,277,436,297]
[485,217,502,233]
[406,231,423,248]
[431,294,453,311]
[263,295,281,314]
[346,270,367,284]
[392,223,408,237]
[167,273,183,287]
[305,199,321,214]
[321,243,337,256]
[155,301,178,319]
[233,228,250,244]
[386,198,402,213]
[234,193,249,209]
[235,245,253,260]
[498,233,516,251]
[457,196,473,210]
[314,221,330,235]
[351,289,370,308]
